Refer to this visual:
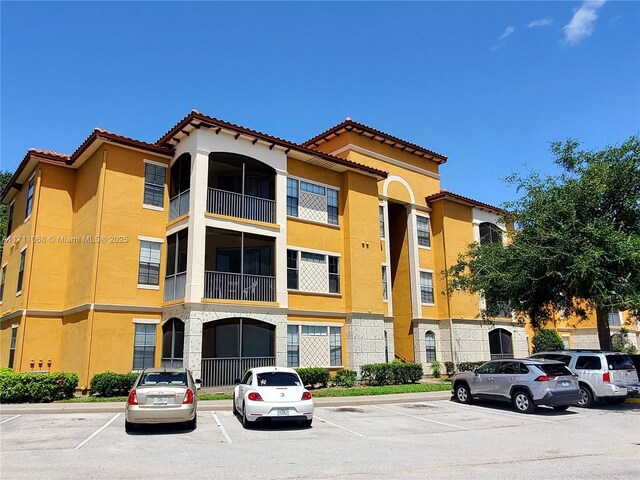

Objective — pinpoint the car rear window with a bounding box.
[532,354,572,366]
[575,356,602,370]
[256,372,301,387]
[139,372,187,386]
[537,364,574,376]
[605,355,635,370]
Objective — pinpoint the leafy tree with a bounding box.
[446,136,640,350]
[611,328,638,354]
[531,329,564,353]
[0,170,13,249]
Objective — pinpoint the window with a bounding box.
[25,176,35,218]
[6,202,14,235]
[288,250,340,294]
[384,330,389,363]
[328,256,340,294]
[143,162,166,208]
[575,356,602,370]
[425,331,436,362]
[301,325,327,335]
[562,335,570,349]
[138,241,161,286]
[488,328,514,359]
[417,216,431,247]
[133,323,156,370]
[419,271,434,304]
[287,177,339,225]
[287,250,298,290]
[169,154,191,220]
[499,362,529,374]
[479,222,502,245]
[287,178,299,217]
[608,310,622,327]
[382,265,388,300]
[0,265,5,302]
[165,229,188,301]
[287,325,299,367]
[330,327,342,366]
[16,250,26,294]
[161,318,184,368]
[476,362,498,374]
[379,205,385,238]
[8,326,17,369]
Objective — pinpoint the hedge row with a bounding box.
[360,362,423,386]
[456,361,487,373]
[295,367,330,388]
[0,368,78,403]
[90,372,138,397]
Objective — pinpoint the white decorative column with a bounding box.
[183,310,203,380]
[185,148,209,303]
[406,204,421,320]
[275,171,288,308]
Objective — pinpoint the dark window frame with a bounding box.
[417,216,431,248]
[425,331,436,362]
[133,323,156,370]
[25,175,35,218]
[143,162,166,208]
[138,240,161,286]
[16,249,26,294]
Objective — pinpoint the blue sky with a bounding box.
[1,1,638,207]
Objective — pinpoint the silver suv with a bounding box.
[452,359,581,414]
[530,350,640,407]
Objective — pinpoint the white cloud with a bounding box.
[527,18,553,28]
[563,0,607,45]
[499,26,516,40]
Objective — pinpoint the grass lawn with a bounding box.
[57,382,452,403]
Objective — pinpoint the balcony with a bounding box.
[169,190,189,221]
[205,271,275,302]
[207,188,275,224]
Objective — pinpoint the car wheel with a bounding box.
[577,385,596,408]
[125,420,136,433]
[242,403,252,429]
[552,405,570,411]
[512,390,536,414]
[186,415,197,430]
[604,397,626,406]
[454,383,472,404]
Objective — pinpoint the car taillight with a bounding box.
[127,389,138,405]
[248,392,263,401]
[603,372,610,383]
[534,375,557,382]
[571,374,578,379]
[301,391,312,400]
[183,389,194,404]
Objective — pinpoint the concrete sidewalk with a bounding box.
[0,390,453,415]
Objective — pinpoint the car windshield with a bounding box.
[606,355,635,370]
[537,364,573,376]
[256,372,301,387]
[139,372,187,386]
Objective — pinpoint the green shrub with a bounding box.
[295,367,330,388]
[90,372,138,397]
[444,361,456,376]
[0,369,79,403]
[457,361,486,372]
[332,369,357,387]
[361,362,423,386]
[532,329,565,353]
[431,360,441,378]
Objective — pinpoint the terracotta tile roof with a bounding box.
[302,118,448,164]
[1,149,72,201]
[425,190,505,213]
[27,148,71,163]
[156,110,387,178]
[71,128,174,160]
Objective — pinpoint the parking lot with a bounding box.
[2,399,639,479]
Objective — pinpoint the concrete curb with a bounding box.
[0,390,453,415]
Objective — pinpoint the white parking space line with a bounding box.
[74,413,121,450]
[314,415,366,437]
[371,405,471,431]
[437,401,559,424]
[211,412,233,443]
[0,415,21,425]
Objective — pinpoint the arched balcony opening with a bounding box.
[201,318,276,386]
[161,318,184,368]
[488,328,514,360]
[208,152,276,223]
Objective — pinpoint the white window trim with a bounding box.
[287,245,341,257]
[288,323,343,368]
[287,176,340,227]
[287,248,341,295]
[143,204,165,212]
[419,269,435,306]
[132,318,160,324]
[137,284,160,291]
[416,214,432,251]
[288,321,344,328]
[288,175,340,192]
[138,235,164,243]
[287,215,340,229]
[143,158,168,168]
[15,246,27,297]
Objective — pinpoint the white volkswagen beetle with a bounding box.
[233,366,314,428]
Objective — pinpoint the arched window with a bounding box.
[162,318,184,367]
[425,331,436,362]
[488,328,513,359]
[479,222,502,245]
[384,330,389,363]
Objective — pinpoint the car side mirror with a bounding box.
[234,378,241,385]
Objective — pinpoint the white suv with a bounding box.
[530,350,640,407]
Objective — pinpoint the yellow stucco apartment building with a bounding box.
[1,111,635,388]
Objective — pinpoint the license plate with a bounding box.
[561,381,570,387]
[154,397,168,405]
[276,409,289,416]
